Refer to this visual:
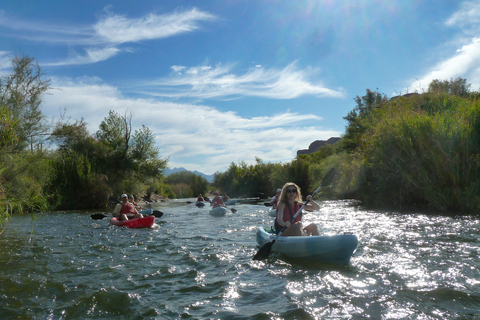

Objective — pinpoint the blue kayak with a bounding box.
[209,206,228,216]
[256,227,358,266]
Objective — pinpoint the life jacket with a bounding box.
[222,196,229,201]
[120,203,136,214]
[197,197,204,202]
[212,197,224,208]
[274,202,302,234]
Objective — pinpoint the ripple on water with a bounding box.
[1,204,480,319]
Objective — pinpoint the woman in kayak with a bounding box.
[275,183,320,236]
[211,192,226,208]
[197,194,205,202]
[113,194,144,221]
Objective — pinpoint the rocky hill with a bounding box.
[297,137,341,156]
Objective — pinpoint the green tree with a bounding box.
[342,89,388,152]
[48,111,168,209]
[0,55,50,151]
[427,78,471,96]
[95,110,167,196]
[165,171,209,198]
[271,158,311,195]
[213,159,278,198]
[96,110,131,169]
[47,119,111,209]
[0,55,51,217]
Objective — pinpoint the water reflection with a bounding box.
[0,200,479,319]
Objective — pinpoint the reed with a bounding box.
[347,93,480,212]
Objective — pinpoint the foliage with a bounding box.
[0,55,173,214]
[0,151,52,212]
[165,171,209,198]
[341,89,388,152]
[0,56,51,218]
[213,158,279,198]
[427,77,471,96]
[339,87,480,212]
[146,180,176,199]
[2,54,479,215]
[48,111,168,208]
[0,55,50,151]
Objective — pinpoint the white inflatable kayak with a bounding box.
[268,207,276,217]
[209,206,228,216]
[195,201,206,207]
[255,227,358,265]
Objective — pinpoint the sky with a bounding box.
[1,0,479,175]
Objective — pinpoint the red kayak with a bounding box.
[110,215,155,228]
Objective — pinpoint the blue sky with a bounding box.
[0,0,478,175]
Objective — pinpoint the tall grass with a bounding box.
[345,93,480,212]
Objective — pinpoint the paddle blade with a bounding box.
[321,167,336,187]
[252,240,275,260]
[151,210,163,218]
[230,208,237,213]
[91,213,107,220]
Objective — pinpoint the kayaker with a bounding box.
[197,194,205,202]
[222,193,231,202]
[275,183,320,236]
[128,195,142,210]
[113,194,144,221]
[270,188,281,208]
[211,192,226,208]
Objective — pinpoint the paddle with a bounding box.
[252,168,335,261]
[264,202,273,207]
[91,210,164,220]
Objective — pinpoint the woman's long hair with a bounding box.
[278,182,303,204]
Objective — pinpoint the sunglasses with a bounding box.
[286,188,297,193]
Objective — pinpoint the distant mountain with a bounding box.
[164,167,214,183]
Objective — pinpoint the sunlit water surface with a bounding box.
[0,200,479,319]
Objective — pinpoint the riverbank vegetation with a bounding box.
[1,54,479,221]
[0,55,169,222]
[335,79,480,213]
[212,78,480,214]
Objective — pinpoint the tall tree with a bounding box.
[0,55,50,151]
[342,89,388,152]
[96,110,131,163]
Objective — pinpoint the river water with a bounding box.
[0,200,479,319]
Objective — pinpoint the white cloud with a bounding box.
[445,0,480,34]
[43,78,340,175]
[409,38,480,92]
[44,47,122,66]
[94,8,217,44]
[134,62,344,100]
[0,8,216,66]
[0,51,12,73]
[0,11,92,41]
[407,1,480,93]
